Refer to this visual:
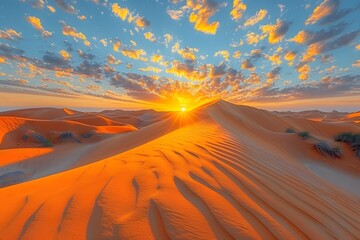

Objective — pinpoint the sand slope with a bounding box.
[0,101,359,239]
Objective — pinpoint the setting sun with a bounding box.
[181,107,186,112]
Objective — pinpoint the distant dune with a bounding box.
[0,100,359,239]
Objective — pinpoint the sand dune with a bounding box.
[0,100,359,239]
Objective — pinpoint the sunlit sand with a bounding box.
[0,100,359,239]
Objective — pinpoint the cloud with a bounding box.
[244,9,267,27]
[296,63,311,80]
[151,54,163,63]
[266,67,281,83]
[113,40,121,52]
[305,0,354,25]
[87,85,101,91]
[302,30,360,62]
[166,60,208,81]
[0,29,22,40]
[112,3,129,20]
[27,16,52,38]
[121,49,146,59]
[230,0,247,20]
[20,0,44,8]
[167,9,183,20]
[164,34,173,47]
[261,20,291,44]
[144,32,156,42]
[47,5,56,13]
[139,66,162,73]
[284,51,297,66]
[353,60,360,67]
[265,52,282,65]
[53,0,78,14]
[233,50,241,59]
[241,59,255,71]
[246,32,263,45]
[77,49,95,60]
[177,47,198,61]
[356,44,360,50]
[134,17,150,28]
[188,0,220,34]
[59,50,71,60]
[107,54,121,65]
[290,22,346,45]
[214,50,230,61]
[100,38,107,47]
[61,22,90,46]
[77,15,86,21]
[111,3,150,28]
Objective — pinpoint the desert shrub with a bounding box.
[314,141,341,158]
[285,128,296,133]
[298,131,310,139]
[334,132,360,158]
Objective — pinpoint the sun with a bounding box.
[181,107,186,112]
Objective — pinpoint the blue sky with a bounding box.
[0,0,359,111]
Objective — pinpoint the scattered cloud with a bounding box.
[121,49,146,60]
[144,32,156,42]
[53,0,78,14]
[27,16,52,38]
[261,20,290,44]
[0,29,22,40]
[230,0,247,20]
[188,0,221,34]
[61,22,90,46]
[244,9,267,27]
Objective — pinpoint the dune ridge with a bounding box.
[0,100,359,239]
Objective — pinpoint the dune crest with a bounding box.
[0,101,359,239]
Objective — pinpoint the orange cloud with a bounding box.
[356,44,360,50]
[144,32,156,42]
[232,50,241,59]
[107,54,121,65]
[151,54,163,63]
[230,0,246,20]
[134,17,150,28]
[77,15,86,21]
[112,3,129,20]
[261,20,290,44]
[113,41,121,52]
[244,9,267,27]
[0,57,5,64]
[166,60,208,81]
[47,5,56,13]
[284,51,297,66]
[0,29,22,40]
[305,0,337,25]
[27,16,52,38]
[246,32,263,45]
[302,42,324,62]
[139,66,162,73]
[121,49,146,59]
[188,0,220,35]
[59,50,71,60]
[297,64,310,80]
[178,47,198,61]
[61,22,90,46]
[266,53,282,65]
[290,30,312,44]
[214,50,230,61]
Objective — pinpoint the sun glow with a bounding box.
[181,107,187,112]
